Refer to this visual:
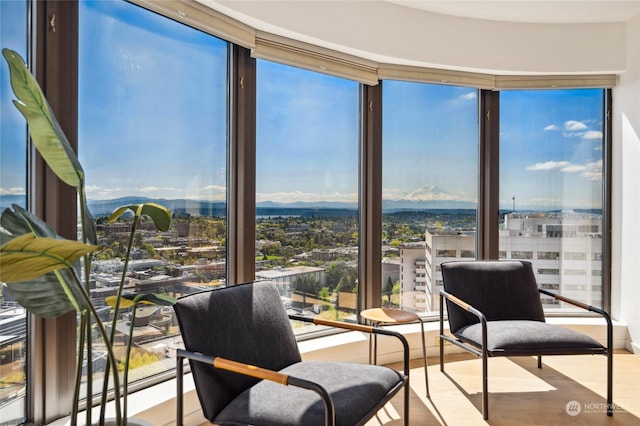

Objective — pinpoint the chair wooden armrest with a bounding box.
[538,288,612,321]
[439,289,485,319]
[176,349,335,426]
[289,314,410,378]
[174,282,411,426]
[537,288,613,387]
[439,289,488,358]
[437,261,615,419]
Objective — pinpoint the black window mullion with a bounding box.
[359,82,383,311]
[227,45,256,285]
[31,1,78,423]
[478,90,500,260]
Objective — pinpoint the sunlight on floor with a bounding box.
[365,350,639,425]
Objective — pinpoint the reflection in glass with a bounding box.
[382,81,479,314]
[0,1,28,423]
[499,89,605,310]
[79,0,227,399]
[256,60,360,329]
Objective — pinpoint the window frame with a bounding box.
[19,2,613,424]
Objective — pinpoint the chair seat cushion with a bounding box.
[455,320,606,355]
[214,361,405,426]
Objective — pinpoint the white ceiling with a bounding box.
[384,0,640,24]
[204,0,635,73]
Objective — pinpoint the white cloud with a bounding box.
[562,120,604,140]
[526,161,570,171]
[564,120,588,131]
[256,190,357,204]
[201,184,225,193]
[85,186,123,200]
[382,188,408,201]
[544,124,559,131]
[582,130,603,140]
[138,186,159,193]
[560,164,586,173]
[581,171,602,181]
[197,185,226,201]
[526,197,561,207]
[588,159,603,169]
[0,187,26,196]
[460,92,477,101]
[526,159,602,181]
[580,160,603,181]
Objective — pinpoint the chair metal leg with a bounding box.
[373,332,378,365]
[537,355,542,368]
[176,354,184,426]
[368,329,373,364]
[439,297,445,373]
[404,378,409,426]
[482,350,488,420]
[418,317,429,397]
[607,348,613,415]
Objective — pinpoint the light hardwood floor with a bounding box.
[197,350,639,425]
[366,349,639,425]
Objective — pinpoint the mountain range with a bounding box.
[0,193,477,218]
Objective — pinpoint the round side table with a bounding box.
[360,307,430,397]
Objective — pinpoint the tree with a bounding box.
[292,275,318,296]
[319,287,330,301]
[383,276,394,303]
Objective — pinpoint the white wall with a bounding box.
[612,11,640,353]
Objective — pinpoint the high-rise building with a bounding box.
[400,211,602,313]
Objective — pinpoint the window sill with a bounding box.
[46,317,628,426]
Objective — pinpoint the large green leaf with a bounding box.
[2,50,96,247]
[108,203,172,232]
[2,48,84,188]
[1,204,58,238]
[0,205,90,316]
[0,234,100,283]
[4,271,82,317]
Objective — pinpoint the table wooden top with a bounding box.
[360,307,420,324]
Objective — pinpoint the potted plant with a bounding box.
[0,48,176,426]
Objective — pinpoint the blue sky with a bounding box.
[0,0,28,200]
[500,89,603,210]
[1,0,604,211]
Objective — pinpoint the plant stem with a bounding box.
[72,312,87,426]
[123,303,139,423]
[78,183,96,425]
[101,210,140,423]
[72,273,122,425]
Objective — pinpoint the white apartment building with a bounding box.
[255,265,326,297]
[400,211,603,313]
[397,244,428,313]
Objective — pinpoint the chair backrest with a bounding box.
[441,260,545,334]
[174,281,302,420]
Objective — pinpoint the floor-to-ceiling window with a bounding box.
[0,1,616,420]
[0,1,29,423]
[78,0,228,398]
[499,89,606,311]
[382,81,479,314]
[255,60,360,329]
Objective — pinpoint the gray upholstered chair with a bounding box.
[174,280,410,426]
[439,260,612,420]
